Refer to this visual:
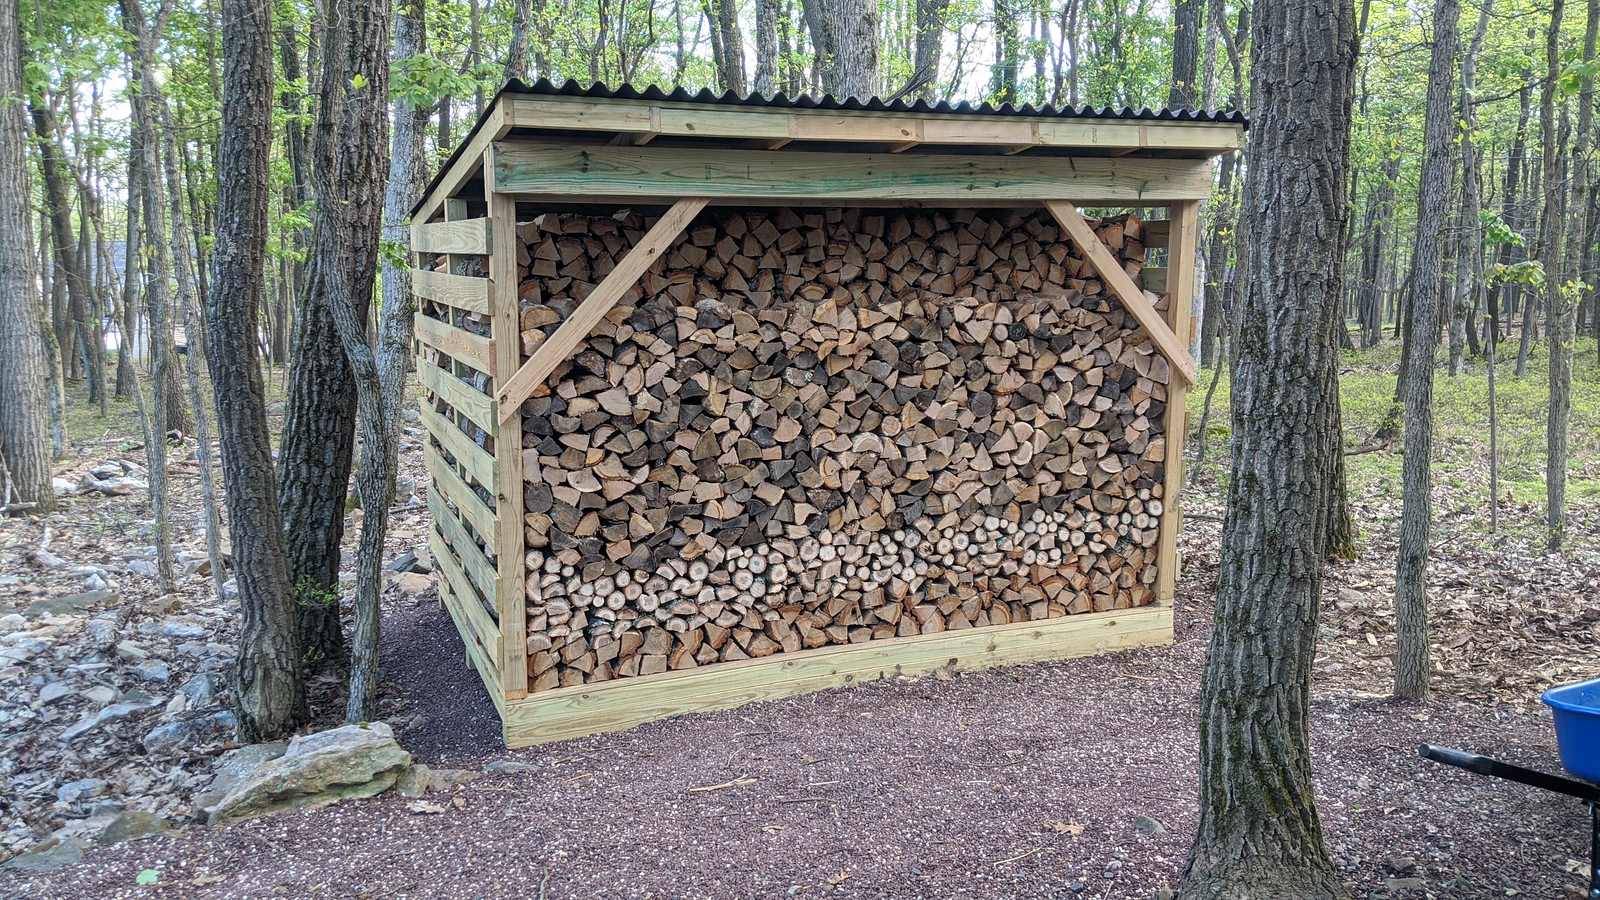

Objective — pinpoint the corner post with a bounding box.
[486,150,529,698]
[1154,200,1200,604]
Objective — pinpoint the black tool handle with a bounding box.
[1419,744,1600,803]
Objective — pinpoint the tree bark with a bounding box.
[911,0,951,102]
[211,0,306,741]
[0,0,55,513]
[1177,0,1357,893]
[1546,0,1585,549]
[801,0,879,100]
[505,0,531,81]
[1170,0,1203,108]
[754,0,779,94]
[311,0,392,722]
[29,100,100,407]
[1450,0,1494,376]
[1393,0,1459,703]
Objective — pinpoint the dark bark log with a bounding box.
[29,100,100,405]
[0,0,55,513]
[754,0,779,95]
[800,0,879,100]
[211,0,306,741]
[1177,0,1357,892]
[505,0,531,81]
[910,0,950,102]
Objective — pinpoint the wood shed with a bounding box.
[409,79,1244,748]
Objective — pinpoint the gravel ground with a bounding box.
[1,588,1590,900]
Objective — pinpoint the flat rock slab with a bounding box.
[24,591,117,619]
[208,724,412,826]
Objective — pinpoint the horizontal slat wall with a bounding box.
[414,207,511,709]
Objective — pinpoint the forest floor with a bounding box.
[0,339,1598,899]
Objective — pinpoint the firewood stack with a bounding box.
[501,206,1168,691]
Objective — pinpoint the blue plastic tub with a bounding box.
[1543,677,1600,784]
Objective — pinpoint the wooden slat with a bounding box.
[428,489,500,607]
[418,401,497,494]
[424,441,498,543]
[500,95,1245,155]
[1045,201,1196,386]
[414,312,495,377]
[413,269,491,315]
[412,218,492,255]
[417,359,497,434]
[430,529,500,644]
[434,536,505,715]
[1143,267,1169,294]
[500,604,1172,748]
[1155,201,1200,604]
[492,143,1218,205]
[488,187,530,698]
[495,197,709,420]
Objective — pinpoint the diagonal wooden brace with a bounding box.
[495,198,709,421]
[1044,200,1196,386]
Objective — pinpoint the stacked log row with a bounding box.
[513,207,1169,691]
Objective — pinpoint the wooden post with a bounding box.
[487,184,529,698]
[1155,200,1200,604]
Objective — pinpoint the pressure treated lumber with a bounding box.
[1154,201,1200,603]
[500,603,1171,747]
[489,189,530,695]
[496,197,708,420]
[491,143,1217,205]
[501,95,1245,156]
[412,269,492,315]
[1046,201,1195,385]
[412,217,493,255]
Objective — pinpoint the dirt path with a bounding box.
[1,590,1589,900]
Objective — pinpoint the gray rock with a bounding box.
[484,760,532,775]
[85,619,118,651]
[56,778,108,804]
[1131,814,1166,835]
[427,768,481,793]
[142,710,237,756]
[177,672,218,707]
[95,810,172,844]
[5,836,85,871]
[25,590,116,618]
[114,641,149,663]
[133,661,171,683]
[59,695,165,742]
[191,742,289,821]
[127,559,159,577]
[38,681,75,704]
[395,764,432,798]
[142,619,207,640]
[0,613,26,634]
[208,723,412,825]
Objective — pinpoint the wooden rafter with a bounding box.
[1045,201,1196,386]
[494,197,709,420]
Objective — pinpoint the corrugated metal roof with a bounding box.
[413,78,1244,217]
[503,77,1247,124]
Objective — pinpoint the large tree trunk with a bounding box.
[505,0,531,81]
[1170,0,1203,108]
[1547,0,1588,549]
[1393,0,1459,703]
[991,0,1019,103]
[211,0,306,741]
[801,0,879,100]
[0,0,55,514]
[279,0,364,663]
[312,0,392,722]
[910,0,950,101]
[1450,0,1494,377]
[1177,0,1357,894]
[753,0,779,94]
[29,100,100,407]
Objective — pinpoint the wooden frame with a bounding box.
[413,90,1223,748]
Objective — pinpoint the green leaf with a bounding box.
[136,869,159,886]
[352,73,370,90]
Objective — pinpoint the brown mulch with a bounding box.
[0,582,1592,900]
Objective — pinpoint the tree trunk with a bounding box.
[505,0,531,81]
[0,0,55,514]
[992,0,1019,103]
[1451,0,1494,377]
[1170,0,1203,108]
[753,0,779,94]
[279,0,365,663]
[29,100,100,407]
[801,0,879,100]
[1547,0,1587,549]
[1393,0,1459,703]
[211,0,306,741]
[911,0,950,102]
[311,0,392,722]
[1177,0,1357,893]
